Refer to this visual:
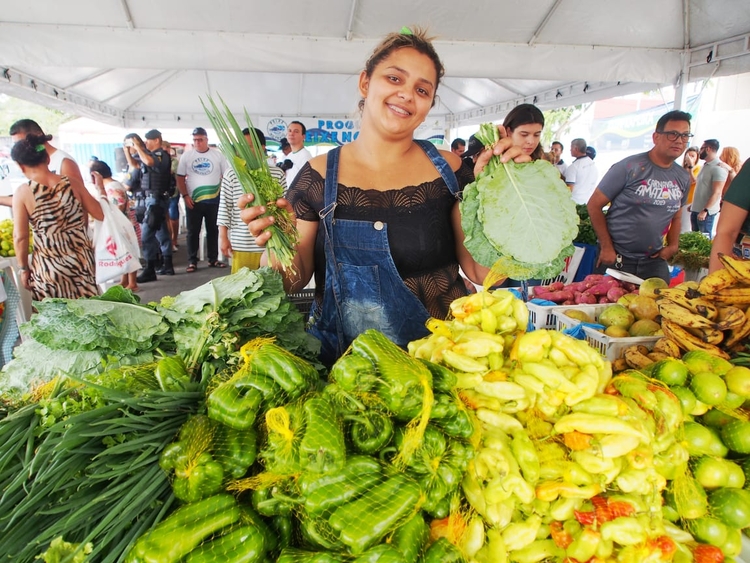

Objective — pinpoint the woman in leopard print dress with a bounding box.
[11,133,104,301]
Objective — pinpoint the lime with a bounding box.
[670,386,697,416]
[691,456,729,489]
[651,358,689,386]
[724,366,750,398]
[690,371,727,406]
[687,516,728,547]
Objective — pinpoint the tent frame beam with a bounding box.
[0,67,124,121]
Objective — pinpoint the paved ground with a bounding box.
[124,231,231,305]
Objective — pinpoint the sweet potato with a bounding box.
[583,274,605,283]
[598,296,610,304]
[566,282,586,293]
[606,287,628,303]
[562,300,576,305]
[575,292,597,305]
[548,281,566,292]
[585,277,621,296]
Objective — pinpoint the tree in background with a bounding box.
[541,104,590,151]
[0,95,75,137]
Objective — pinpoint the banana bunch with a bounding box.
[649,253,750,359]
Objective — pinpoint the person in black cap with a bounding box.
[124,129,173,282]
[461,134,484,168]
[176,127,229,272]
[276,138,294,173]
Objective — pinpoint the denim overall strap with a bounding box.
[310,143,461,364]
[414,139,461,198]
[307,146,347,364]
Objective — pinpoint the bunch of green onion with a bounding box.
[201,94,299,272]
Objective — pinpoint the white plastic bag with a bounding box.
[93,197,141,284]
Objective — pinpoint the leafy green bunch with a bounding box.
[670,231,713,270]
[460,123,579,282]
[202,95,299,272]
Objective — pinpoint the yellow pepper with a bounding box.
[535,481,601,502]
[600,516,647,546]
[513,330,552,363]
[502,515,542,552]
[509,539,564,563]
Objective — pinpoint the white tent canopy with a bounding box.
[0,0,749,130]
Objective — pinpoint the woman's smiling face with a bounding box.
[359,47,437,135]
[508,123,543,156]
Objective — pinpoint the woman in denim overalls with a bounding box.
[242,28,527,365]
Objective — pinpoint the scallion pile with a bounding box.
[202,94,299,272]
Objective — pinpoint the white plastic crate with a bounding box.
[581,326,659,361]
[553,304,660,361]
[528,301,584,330]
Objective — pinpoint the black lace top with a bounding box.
[287,158,476,319]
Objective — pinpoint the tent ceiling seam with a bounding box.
[345,0,358,41]
[63,69,114,90]
[528,0,564,47]
[119,0,135,30]
[127,70,181,111]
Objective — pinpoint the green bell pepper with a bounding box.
[239,506,277,553]
[418,358,458,393]
[419,538,463,563]
[125,494,240,563]
[300,455,383,515]
[299,513,347,551]
[350,329,433,417]
[172,452,224,503]
[299,396,346,475]
[207,377,265,430]
[329,354,378,393]
[184,523,267,563]
[398,392,457,420]
[247,341,319,399]
[328,473,422,554]
[276,549,347,563]
[433,409,474,439]
[353,544,409,563]
[251,486,294,517]
[271,515,293,551]
[390,512,429,563]
[213,423,257,479]
[159,416,225,503]
[429,496,451,519]
[347,411,394,455]
[155,355,193,392]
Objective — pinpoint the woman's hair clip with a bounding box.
[35,144,46,153]
[400,26,413,35]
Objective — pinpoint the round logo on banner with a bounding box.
[267,119,287,141]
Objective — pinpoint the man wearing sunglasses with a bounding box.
[690,138,727,239]
[586,110,692,283]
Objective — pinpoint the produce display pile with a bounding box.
[0,217,32,258]
[1,267,750,563]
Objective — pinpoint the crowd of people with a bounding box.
[0,118,306,301]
